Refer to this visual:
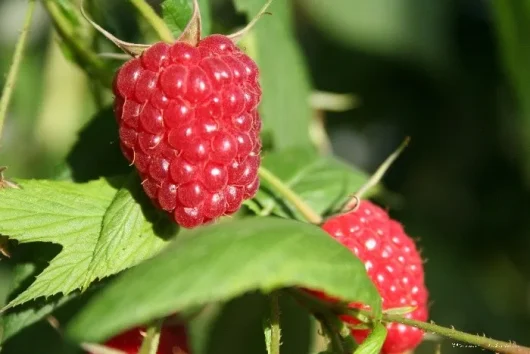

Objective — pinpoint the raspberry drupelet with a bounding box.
[113,35,262,228]
[319,200,428,354]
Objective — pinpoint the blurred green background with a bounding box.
[0,0,529,352]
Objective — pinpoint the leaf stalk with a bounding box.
[382,314,530,354]
[258,166,323,224]
[129,0,175,43]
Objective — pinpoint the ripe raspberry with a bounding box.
[320,200,428,354]
[89,324,189,354]
[113,35,262,228]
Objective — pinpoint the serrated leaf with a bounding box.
[0,174,177,309]
[233,0,314,150]
[161,0,211,37]
[2,276,104,348]
[353,322,387,354]
[66,217,381,343]
[0,293,75,344]
[255,148,377,219]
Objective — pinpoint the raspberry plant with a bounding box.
[0,1,529,354]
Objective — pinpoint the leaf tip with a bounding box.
[228,0,274,43]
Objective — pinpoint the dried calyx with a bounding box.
[340,137,410,213]
[80,0,149,57]
[81,0,274,56]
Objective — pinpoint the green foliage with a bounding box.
[353,323,387,354]
[233,0,314,151]
[491,0,530,183]
[1,293,76,344]
[162,0,212,37]
[0,175,176,309]
[188,293,315,354]
[251,147,376,219]
[67,217,381,342]
[5,0,517,353]
[161,0,192,36]
[0,0,386,351]
[65,108,131,182]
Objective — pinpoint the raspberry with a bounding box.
[320,200,428,354]
[113,35,262,228]
[89,325,190,354]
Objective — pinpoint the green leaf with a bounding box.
[66,217,381,343]
[0,174,177,309]
[353,322,387,354]
[0,319,80,354]
[56,0,84,29]
[1,247,110,345]
[253,148,377,219]
[191,294,268,354]
[66,107,131,182]
[491,0,530,183]
[198,0,212,36]
[299,0,449,68]
[0,266,13,307]
[1,294,74,344]
[161,0,211,37]
[162,0,192,36]
[189,292,314,354]
[233,0,314,150]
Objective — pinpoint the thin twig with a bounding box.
[129,0,174,43]
[0,0,37,142]
[341,137,410,212]
[42,0,111,88]
[382,314,530,354]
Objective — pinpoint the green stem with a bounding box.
[316,313,346,354]
[268,292,281,354]
[80,343,127,354]
[42,0,111,88]
[383,314,530,354]
[87,0,106,109]
[258,166,323,224]
[0,0,36,143]
[138,319,163,354]
[129,0,174,43]
[293,289,530,354]
[288,290,354,353]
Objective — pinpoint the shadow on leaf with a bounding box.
[66,107,130,182]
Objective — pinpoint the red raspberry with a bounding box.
[89,325,190,354]
[320,200,428,354]
[113,35,262,228]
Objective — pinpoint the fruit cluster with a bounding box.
[113,35,262,229]
[320,201,428,353]
[107,1,428,352]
